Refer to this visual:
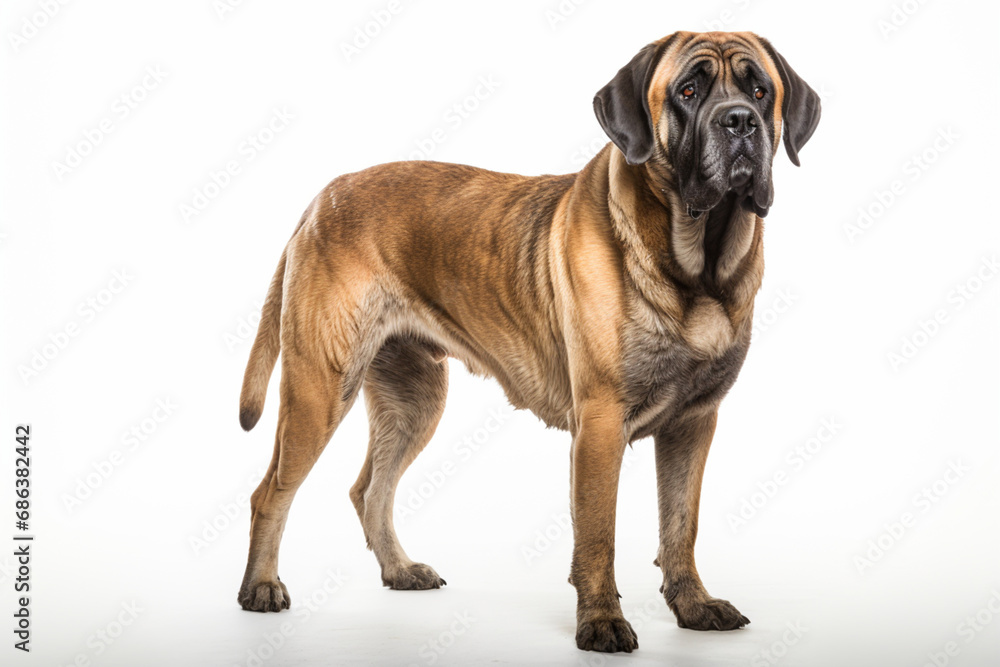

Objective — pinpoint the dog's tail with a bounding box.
[239,249,287,431]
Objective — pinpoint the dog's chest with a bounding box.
[621,297,750,440]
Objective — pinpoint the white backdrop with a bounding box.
[2,1,999,665]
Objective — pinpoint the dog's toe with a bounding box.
[672,595,749,631]
[576,615,638,653]
[239,579,290,612]
[383,562,446,590]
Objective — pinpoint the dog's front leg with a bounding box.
[569,398,636,653]
[654,409,750,631]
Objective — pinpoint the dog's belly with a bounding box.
[397,300,575,430]
[399,293,748,439]
[460,345,575,431]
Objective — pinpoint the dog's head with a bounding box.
[594,31,821,218]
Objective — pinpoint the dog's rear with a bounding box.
[235,160,578,612]
[237,162,574,433]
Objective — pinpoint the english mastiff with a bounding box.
[236,30,821,653]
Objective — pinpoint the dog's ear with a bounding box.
[758,39,821,167]
[593,38,671,166]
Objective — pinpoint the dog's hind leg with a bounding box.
[238,256,377,612]
[349,335,449,590]
[238,352,350,611]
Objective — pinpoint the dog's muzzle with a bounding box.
[696,102,774,217]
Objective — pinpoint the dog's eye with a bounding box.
[681,84,696,99]
[754,87,766,100]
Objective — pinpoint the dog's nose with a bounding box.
[719,106,757,138]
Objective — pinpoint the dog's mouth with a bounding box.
[684,154,773,219]
[730,155,773,218]
[729,155,754,189]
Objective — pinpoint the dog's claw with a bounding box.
[382,562,446,590]
[670,595,749,631]
[238,580,290,612]
[576,615,638,653]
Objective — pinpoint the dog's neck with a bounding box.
[606,147,764,312]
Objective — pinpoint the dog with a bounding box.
[236,30,820,653]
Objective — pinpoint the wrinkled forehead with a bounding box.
[647,31,784,123]
[673,32,766,78]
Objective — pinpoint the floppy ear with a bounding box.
[759,39,821,166]
[593,38,672,166]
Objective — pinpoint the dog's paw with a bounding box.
[239,579,290,612]
[670,595,749,631]
[383,562,446,590]
[576,615,638,653]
